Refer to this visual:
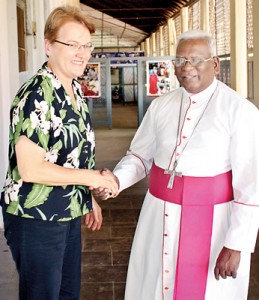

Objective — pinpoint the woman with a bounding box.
[0,6,118,300]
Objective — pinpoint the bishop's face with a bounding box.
[174,38,220,94]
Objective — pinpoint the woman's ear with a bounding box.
[44,39,52,57]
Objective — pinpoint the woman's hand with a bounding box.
[85,197,103,231]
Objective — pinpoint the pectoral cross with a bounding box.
[164,161,182,189]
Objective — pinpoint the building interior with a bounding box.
[0,0,259,299]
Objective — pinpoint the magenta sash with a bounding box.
[149,163,233,300]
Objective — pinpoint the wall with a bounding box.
[0,0,20,228]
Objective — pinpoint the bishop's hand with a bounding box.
[214,247,241,280]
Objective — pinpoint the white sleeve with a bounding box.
[224,100,259,252]
[113,102,157,191]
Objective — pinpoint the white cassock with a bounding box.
[113,78,259,300]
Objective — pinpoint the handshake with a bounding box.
[89,168,119,200]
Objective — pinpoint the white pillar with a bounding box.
[31,0,47,74]
[171,19,177,55]
[140,42,145,52]
[167,18,175,56]
[230,0,247,97]
[159,26,164,56]
[200,0,210,32]
[181,7,189,33]
[145,38,150,56]
[152,33,156,56]
[0,0,20,228]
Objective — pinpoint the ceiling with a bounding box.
[80,0,190,50]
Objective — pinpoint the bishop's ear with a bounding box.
[213,56,220,75]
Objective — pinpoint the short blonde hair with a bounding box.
[44,6,95,43]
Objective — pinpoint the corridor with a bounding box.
[0,104,259,300]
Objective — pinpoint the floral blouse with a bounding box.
[1,62,95,221]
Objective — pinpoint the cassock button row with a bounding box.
[164,233,168,237]
[165,269,170,273]
[187,117,191,120]
[176,152,180,156]
[182,136,187,139]
[165,213,169,217]
[164,287,169,291]
[192,101,196,104]
[164,252,168,255]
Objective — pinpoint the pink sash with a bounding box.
[149,163,233,300]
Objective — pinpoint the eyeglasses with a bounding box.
[54,40,95,52]
[172,57,214,67]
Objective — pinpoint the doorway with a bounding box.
[111,65,138,129]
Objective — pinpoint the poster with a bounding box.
[92,51,144,65]
[146,60,173,96]
[78,63,101,98]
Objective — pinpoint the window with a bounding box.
[246,0,253,50]
[188,1,200,30]
[247,0,254,100]
[175,15,181,42]
[209,0,216,38]
[163,24,169,56]
[215,0,230,56]
[156,31,161,56]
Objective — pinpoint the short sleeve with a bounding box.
[11,84,51,150]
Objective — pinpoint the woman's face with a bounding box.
[45,21,92,84]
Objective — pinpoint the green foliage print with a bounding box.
[70,195,82,218]
[6,200,23,216]
[24,184,53,209]
[64,185,90,218]
[40,77,54,106]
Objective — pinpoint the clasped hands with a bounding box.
[89,168,119,200]
[86,168,119,231]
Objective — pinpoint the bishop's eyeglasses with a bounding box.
[172,57,214,67]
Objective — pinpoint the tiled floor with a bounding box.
[80,125,145,299]
[1,104,259,299]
